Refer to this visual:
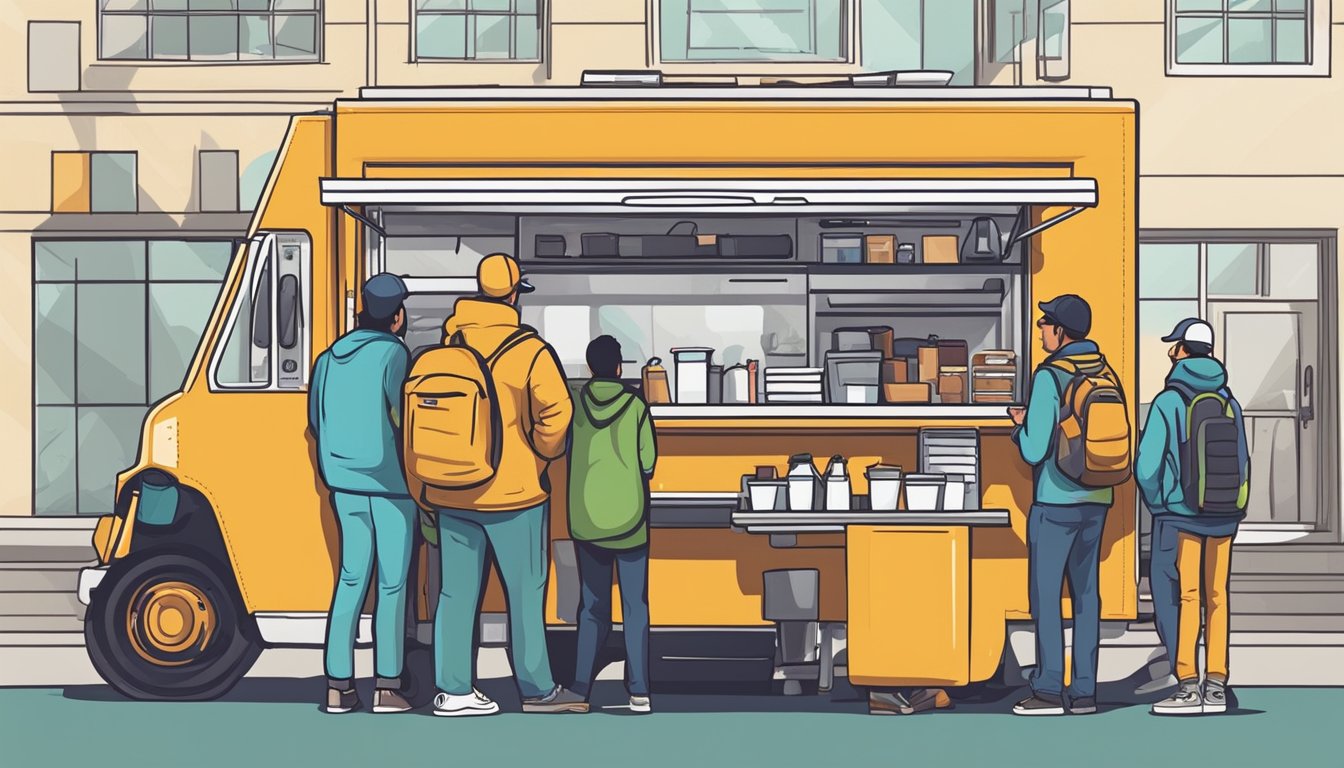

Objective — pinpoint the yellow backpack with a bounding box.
[1050,354,1132,488]
[403,328,535,506]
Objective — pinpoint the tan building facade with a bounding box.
[1,0,1340,577]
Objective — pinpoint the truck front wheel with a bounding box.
[84,551,261,701]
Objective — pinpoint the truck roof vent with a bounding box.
[850,70,954,87]
[581,70,664,87]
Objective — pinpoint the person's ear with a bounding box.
[617,364,623,379]
[394,307,406,333]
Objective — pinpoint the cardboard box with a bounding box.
[923,235,959,264]
[865,235,896,264]
[882,358,909,384]
[882,382,932,403]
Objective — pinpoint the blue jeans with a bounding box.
[434,504,555,699]
[572,541,650,698]
[1027,502,1108,700]
[324,492,417,687]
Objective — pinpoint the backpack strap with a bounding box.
[483,328,538,368]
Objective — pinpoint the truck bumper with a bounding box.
[78,566,109,606]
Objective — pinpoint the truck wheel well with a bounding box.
[118,471,232,569]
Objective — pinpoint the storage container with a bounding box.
[821,234,864,264]
[865,465,903,512]
[747,479,787,511]
[904,474,947,512]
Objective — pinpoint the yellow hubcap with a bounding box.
[128,580,217,666]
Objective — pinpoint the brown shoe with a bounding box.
[868,691,912,715]
[325,688,360,714]
[373,688,413,714]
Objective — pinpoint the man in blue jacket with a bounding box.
[1008,294,1114,716]
[1137,318,1248,716]
[308,273,416,715]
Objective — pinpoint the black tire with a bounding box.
[84,550,261,701]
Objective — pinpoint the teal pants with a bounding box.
[324,492,417,687]
[435,504,555,699]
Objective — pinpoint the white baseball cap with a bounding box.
[1162,317,1214,347]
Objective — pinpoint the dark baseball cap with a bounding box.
[1037,294,1092,339]
[362,273,409,321]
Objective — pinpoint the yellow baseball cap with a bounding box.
[476,253,535,298]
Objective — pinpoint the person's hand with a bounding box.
[1008,406,1026,426]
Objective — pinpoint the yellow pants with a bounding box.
[1175,531,1234,683]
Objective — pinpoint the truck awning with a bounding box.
[319,177,1098,213]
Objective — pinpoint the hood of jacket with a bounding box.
[1166,356,1228,394]
[581,380,636,428]
[442,297,521,353]
[330,328,399,361]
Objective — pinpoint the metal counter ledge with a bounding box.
[648,493,1011,533]
[730,509,1012,534]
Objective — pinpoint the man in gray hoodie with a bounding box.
[308,273,416,715]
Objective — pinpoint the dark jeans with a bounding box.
[572,540,650,698]
[1027,502,1108,700]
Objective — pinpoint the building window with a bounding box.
[1167,0,1327,76]
[33,240,232,516]
[859,1,974,84]
[199,150,240,212]
[414,0,542,62]
[51,151,138,213]
[660,0,847,62]
[98,0,322,63]
[28,21,82,92]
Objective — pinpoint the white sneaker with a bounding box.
[433,689,500,717]
[629,695,651,714]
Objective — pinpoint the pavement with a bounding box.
[0,678,1338,767]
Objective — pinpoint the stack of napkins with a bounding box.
[764,367,824,403]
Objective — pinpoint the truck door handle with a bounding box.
[1302,364,1315,429]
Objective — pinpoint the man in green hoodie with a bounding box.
[1137,318,1249,716]
[308,273,416,715]
[563,335,658,713]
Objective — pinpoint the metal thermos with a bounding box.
[823,455,852,512]
[787,453,821,512]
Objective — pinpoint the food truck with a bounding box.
[76,81,1137,701]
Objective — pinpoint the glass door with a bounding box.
[1139,236,1333,542]
[1212,306,1317,528]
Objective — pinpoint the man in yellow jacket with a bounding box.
[427,254,577,717]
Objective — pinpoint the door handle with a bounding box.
[1302,364,1315,429]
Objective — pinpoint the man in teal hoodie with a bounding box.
[561,335,658,713]
[1009,294,1115,717]
[308,273,416,715]
[1137,318,1248,716]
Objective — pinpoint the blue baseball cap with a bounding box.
[1162,317,1215,347]
[362,273,409,321]
[1037,294,1092,339]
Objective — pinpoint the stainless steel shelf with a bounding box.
[731,509,1011,534]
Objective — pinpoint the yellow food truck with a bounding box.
[76,81,1137,701]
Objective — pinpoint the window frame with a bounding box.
[411,0,546,64]
[658,0,852,64]
[1165,0,1330,77]
[95,1,324,65]
[30,237,233,516]
[208,231,313,393]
